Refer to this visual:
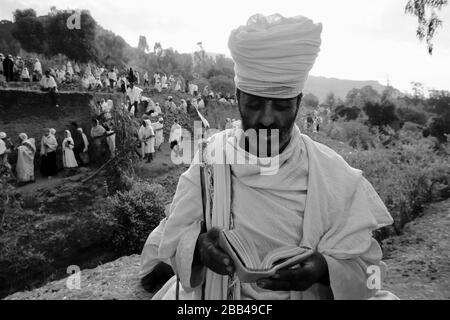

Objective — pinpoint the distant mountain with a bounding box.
[304,75,388,102]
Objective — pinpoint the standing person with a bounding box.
[118,75,127,94]
[154,117,164,152]
[103,121,116,158]
[128,67,137,84]
[70,122,85,166]
[174,79,182,92]
[179,99,187,113]
[149,13,397,301]
[0,53,4,76]
[62,130,78,172]
[21,67,30,82]
[126,82,143,114]
[143,71,150,87]
[138,119,155,163]
[154,102,162,117]
[74,62,81,75]
[3,54,14,82]
[40,128,58,179]
[77,128,90,165]
[90,119,106,166]
[40,70,59,108]
[108,69,117,89]
[16,133,36,185]
[0,132,13,175]
[169,119,182,157]
[161,74,167,89]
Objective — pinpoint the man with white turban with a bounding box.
[143,14,397,300]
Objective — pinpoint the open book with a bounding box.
[218,228,314,283]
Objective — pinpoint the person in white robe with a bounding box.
[179,99,187,113]
[21,67,30,82]
[62,130,78,169]
[138,119,155,163]
[169,120,182,157]
[16,133,36,184]
[67,62,74,76]
[153,117,164,151]
[33,58,42,80]
[81,74,90,90]
[142,13,398,301]
[153,103,162,117]
[174,79,182,92]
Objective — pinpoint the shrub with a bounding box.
[109,181,166,254]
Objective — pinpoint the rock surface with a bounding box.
[5,255,152,300]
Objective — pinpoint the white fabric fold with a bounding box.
[228,14,322,98]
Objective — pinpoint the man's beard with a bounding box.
[240,121,294,157]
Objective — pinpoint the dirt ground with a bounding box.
[382,199,450,300]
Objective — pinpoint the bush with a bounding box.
[344,138,450,237]
[109,181,166,254]
[397,107,428,126]
[322,120,377,150]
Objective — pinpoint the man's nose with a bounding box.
[259,100,275,127]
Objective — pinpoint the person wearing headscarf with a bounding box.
[169,119,182,157]
[179,99,187,114]
[138,119,155,163]
[40,128,58,178]
[0,132,14,174]
[154,102,162,116]
[146,13,398,301]
[70,122,85,166]
[153,117,164,152]
[3,54,14,82]
[90,119,106,166]
[77,127,90,165]
[62,130,78,170]
[16,133,36,185]
[103,120,116,158]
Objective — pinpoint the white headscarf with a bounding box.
[228,13,322,99]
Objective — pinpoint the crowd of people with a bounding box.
[0,118,117,186]
[0,53,238,105]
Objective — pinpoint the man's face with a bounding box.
[238,90,302,157]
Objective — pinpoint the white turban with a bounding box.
[228,13,322,99]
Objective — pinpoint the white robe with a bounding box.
[16,140,35,182]
[62,137,78,168]
[139,121,155,154]
[153,125,397,300]
[153,122,164,147]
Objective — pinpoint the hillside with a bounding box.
[0,10,401,101]
[304,75,388,101]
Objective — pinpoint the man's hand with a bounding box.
[194,227,235,276]
[256,251,330,291]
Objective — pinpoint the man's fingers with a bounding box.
[256,279,292,291]
[273,266,309,283]
[201,238,234,275]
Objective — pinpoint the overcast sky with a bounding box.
[2,0,450,92]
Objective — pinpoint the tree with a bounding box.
[209,75,235,95]
[364,101,400,127]
[12,9,45,54]
[46,9,98,62]
[138,35,149,53]
[302,93,319,109]
[405,0,448,54]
